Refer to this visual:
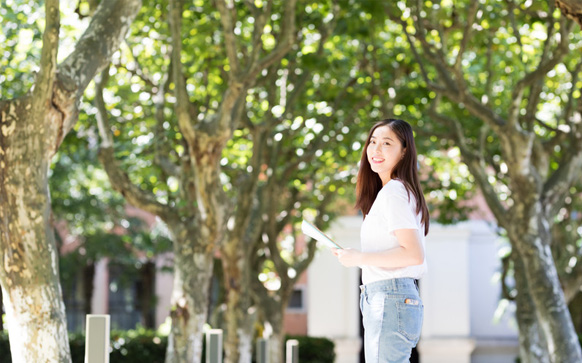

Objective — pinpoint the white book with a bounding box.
[301,220,343,249]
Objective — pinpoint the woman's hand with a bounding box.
[331,248,363,267]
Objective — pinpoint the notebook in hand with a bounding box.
[301,220,343,249]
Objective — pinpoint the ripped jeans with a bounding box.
[360,278,424,363]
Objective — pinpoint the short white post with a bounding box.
[256,338,269,363]
[286,339,299,363]
[206,329,223,363]
[84,314,110,363]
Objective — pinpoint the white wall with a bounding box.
[419,221,518,363]
[307,216,362,363]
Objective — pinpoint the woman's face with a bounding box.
[366,125,405,185]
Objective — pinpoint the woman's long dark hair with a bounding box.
[355,119,430,236]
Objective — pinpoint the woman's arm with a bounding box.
[332,228,424,268]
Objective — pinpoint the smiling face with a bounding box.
[366,125,405,185]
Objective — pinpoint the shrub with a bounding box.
[0,328,167,363]
[0,330,336,363]
[286,335,336,363]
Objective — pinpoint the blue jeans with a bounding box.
[360,278,423,363]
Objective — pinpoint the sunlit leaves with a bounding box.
[1,0,44,97]
[1,0,92,98]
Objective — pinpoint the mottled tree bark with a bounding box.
[164,226,214,363]
[508,207,582,362]
[556,0,582,26]
[0,1,141,362]
[267,313,285,363]
[221,239,258,363]
[253,286,287,363]
[0,96,71,362]
[514,254,551,363]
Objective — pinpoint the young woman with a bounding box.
[332,118,429,362]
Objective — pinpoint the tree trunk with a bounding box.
[267,310,285,363]
[508,209,582,362]
[0,101,72,362]
[165,228,214,363]
[513,254,550,363]
[222,252,256,363]
[0,1,140,361]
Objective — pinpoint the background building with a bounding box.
[308,216,519,363]
[54,211,520,363]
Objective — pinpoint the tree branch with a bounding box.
[114,42,158,90]
[393,16,433,89]
[98,146,174,220]
[242,0,298,83]
[94,68,173,220]
[31,0,59,122]
[500,252,516,301]
[412,0,460,93]
[59,0,142,95]
[94,69,114,148]
[246,0,274,70]
[215,0,241,76]
[563,260,582,303]
[508,16,572,128]
[563,59,582,126]
[230,129,266,240]
[428,107,508,223]
[399,3,506,128]
[168,0,197,151]
[542,148,582,217]
[152,58,181,177]
[453,0,479,72]
[556,0,582,27]
[507,0,524,51]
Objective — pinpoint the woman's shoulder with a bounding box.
[381,179,407,195]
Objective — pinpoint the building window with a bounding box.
[108,264,141,330]
[287,286,306,312]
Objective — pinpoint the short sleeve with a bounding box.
[381,182,419,233]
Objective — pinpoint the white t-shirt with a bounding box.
[360,179,427,285]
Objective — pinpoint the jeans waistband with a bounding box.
[359,278,418,294]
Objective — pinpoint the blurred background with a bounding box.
[1,0,581,362]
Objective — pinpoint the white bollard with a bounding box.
[256,338,269,363]
[84,314,110,363]
[286,339,299,363]
[206,329,223,363]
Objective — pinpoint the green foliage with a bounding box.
[285,335,336,363]
[108,328,168,363]
[393,0,582,199]
[51,129,172,295]
[0,328,168,363]
[0,1,90,98]
[0,331,336,363]
[0,331,9,363]
[390,0,582,275]
[0,0,44,98]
